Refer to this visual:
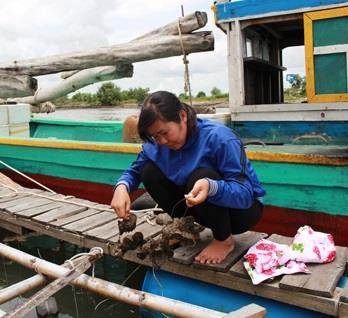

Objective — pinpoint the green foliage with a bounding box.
[96,82,122,105]
[196,91,206,98]
[210,87,222,97]
[53,83,228,108]
[284,74,306,102]
[124,87,150,103]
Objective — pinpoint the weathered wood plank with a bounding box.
[6,194,65,213]
[223,303,266,318]
[0,189,43,205]
[16,201,65,218]
[279,246,348,297]
[0,212,117,254]
[0,219,23,235]
[124,250,342,316]
[193,231,268,272]
[33,204,87,223]
[63,211,115,232]
[341,282,348,303]
[339,302,348,318]
[83,220,119,240]
[171,228,213,265]
[51,208,101,227]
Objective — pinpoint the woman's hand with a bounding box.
[185,178,209,207]
[111,184,131,219]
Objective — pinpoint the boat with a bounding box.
[0,2,347,316]
[213,0,348,145]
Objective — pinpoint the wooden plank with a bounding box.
[193,231,268,273]
[171,228,213,265]
[84,220,119,241]
[341,282,348,303]
[230,234,292,278]
[0,219,23,235]
[223,303,266,318]
[63,211,115,232]
[0,189,43,205]
[124,250,342,317]
[280,246,348,297]
[339,302,348,318]
[51,208,101,227]
[16,201,65,218]
[0,212,118,254]
[33,204,87,223]
[6,194,65,213]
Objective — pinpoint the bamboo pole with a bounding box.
[0,243,229,318]
[0,275,46,305]
[5,250,101,318]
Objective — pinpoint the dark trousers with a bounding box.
[141,161,263,241]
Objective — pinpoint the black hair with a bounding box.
[137,91,197,143]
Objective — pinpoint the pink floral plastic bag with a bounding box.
[243,226,336,285]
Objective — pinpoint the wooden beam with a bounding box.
[0,74,37,98]
[0,32,213,76]
[12,64,133,104]
[135,11,208,40]
[223,304,266,318]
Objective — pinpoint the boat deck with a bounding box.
[0,183,347,317]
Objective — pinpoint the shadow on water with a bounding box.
[0,229,149,318]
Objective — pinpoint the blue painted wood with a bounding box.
[230,121,348,145]
[216,0,348,20]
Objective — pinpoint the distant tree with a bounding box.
[71,92,98,104]
[179,93,188,100]
[196,91,206,98]
[127,87,150,103]
[210,87,222,98]
[96,82,122,105]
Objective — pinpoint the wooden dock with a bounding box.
[0,183,348,317]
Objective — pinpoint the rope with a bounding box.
[177,18,193,106]
[0,160,56,193]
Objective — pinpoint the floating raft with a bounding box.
[0,184,347,317]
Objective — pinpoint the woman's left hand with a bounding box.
[185,178,209,207]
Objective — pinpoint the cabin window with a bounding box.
[304,7,348,102]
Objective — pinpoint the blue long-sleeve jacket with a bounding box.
[116,118,265,209]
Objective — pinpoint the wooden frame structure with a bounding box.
[304,6,348,102]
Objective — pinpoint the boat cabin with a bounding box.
[213,0,348,144]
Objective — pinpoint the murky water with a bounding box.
[0,233,148,318]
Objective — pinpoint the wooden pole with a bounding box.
[12,63,133,104]
[134,11,207,40]
[0,275,46,305]
[0,32,213,76]
[0,243,257,318]
[5,251,101,318]
[0,74,37,98]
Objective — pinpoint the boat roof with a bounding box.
[215,0,348,22]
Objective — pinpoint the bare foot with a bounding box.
[195,235,235,264]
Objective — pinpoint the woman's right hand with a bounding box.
[111,184,131,220]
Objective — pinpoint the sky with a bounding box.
[0,0,304,97]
